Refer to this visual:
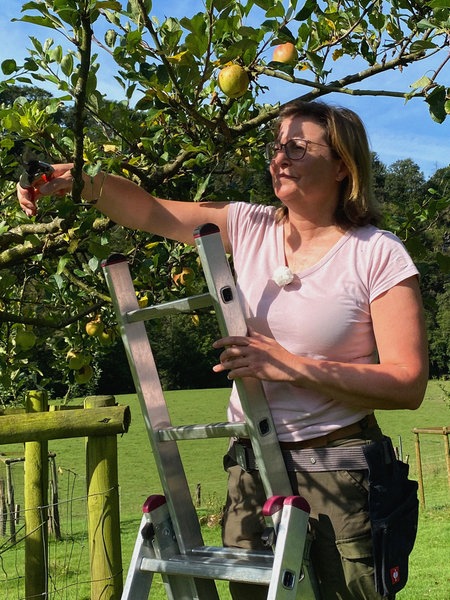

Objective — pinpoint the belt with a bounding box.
[232,442,369,472]
[231,414,379,472]
[237,413,378,451]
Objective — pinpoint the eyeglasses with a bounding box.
[265,138,330,162]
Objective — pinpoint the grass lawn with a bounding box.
[0,380,448,599]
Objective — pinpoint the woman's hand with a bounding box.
[17,163,74,216]
[212,329,298,382]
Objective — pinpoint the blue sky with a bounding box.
[2,0,449,178]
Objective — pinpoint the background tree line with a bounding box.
[0,0,448,403]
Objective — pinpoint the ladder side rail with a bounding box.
[195,225,320,599]
[194,225,292,498]
[121,512,156,599]
[122,495,206,600]
[267,497,312,600]
[102,255,219,600]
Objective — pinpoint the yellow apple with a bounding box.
[85,319,104,337]
[136,293,149,308]
[218,65,249,99]
[272,42,298,65]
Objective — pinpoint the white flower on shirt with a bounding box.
[273,265,294,287]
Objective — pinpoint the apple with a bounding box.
[85,319,104,337]
[172,267,195,287]
[218,65,249,99]
[137,293,149,308]
[74,364,94,384]
[272,42,298,65]
[66,350,89,370]
[98,329,114,346]
[15,329,37,350]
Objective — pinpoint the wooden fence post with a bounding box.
[24,389,49,600]
[85,395,123,600]
[413,430,425,508]
[0,477,6,536]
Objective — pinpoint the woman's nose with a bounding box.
[273,148,291,165]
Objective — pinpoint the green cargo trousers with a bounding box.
[221,431,390,600]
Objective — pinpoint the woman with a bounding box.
[18,100,428,599]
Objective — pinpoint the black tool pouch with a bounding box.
[363,436,419,597]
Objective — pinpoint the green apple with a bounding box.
[67,350,84,370]
[98,329,114,346]
[74,364,94,384]
[15,329,37,350]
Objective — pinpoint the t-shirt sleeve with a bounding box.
[227,201,274,256]
[367,231,419,302]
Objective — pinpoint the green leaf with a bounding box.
[426,85,447,124]
[266,2,286,18]
[428,0,450,7]
[57,256,70,275]
[105,29,117,48]
[96,0,123,10]
[1,60,17,75]
[60,53,74,76]
[253,0,274,10]
[51,273,64,290]
[13,15,63,31]
[410,40,438,54]
[180,13,207,36]
[193,173,212,202]
[88,256,99,272]
[294,0,317,21]
[184,33,208,58]
[410,75,433,91]
[49,46,63,63]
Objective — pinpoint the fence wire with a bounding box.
[0,460,92,600]
[410,431,450,510]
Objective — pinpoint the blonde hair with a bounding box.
[273,100,380,227]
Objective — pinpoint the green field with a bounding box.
[0,380,448,599]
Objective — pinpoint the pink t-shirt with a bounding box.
[226,202,419,442]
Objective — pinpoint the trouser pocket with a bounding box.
[370,480,418,596]
[363,437,419,597]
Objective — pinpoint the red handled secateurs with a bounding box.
[19,160,55,200]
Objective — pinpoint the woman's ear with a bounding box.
[335,159,349,182]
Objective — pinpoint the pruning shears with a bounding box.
[19,160,55,199]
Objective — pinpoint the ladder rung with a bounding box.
[158,422,248,441]
[126,293,213,322]
[140,546,273,584]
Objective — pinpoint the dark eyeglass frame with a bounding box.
[265,137,330,162]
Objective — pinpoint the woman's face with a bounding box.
[269,115,347,212]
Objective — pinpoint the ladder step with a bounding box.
[126,293,213,322]
[158,421,248,441]
[140,546,274,585]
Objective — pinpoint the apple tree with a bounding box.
[0,0,449,403]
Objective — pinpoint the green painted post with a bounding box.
[24,390,49,600]
[85,395,123,599]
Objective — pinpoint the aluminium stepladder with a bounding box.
[102,223,319,600]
